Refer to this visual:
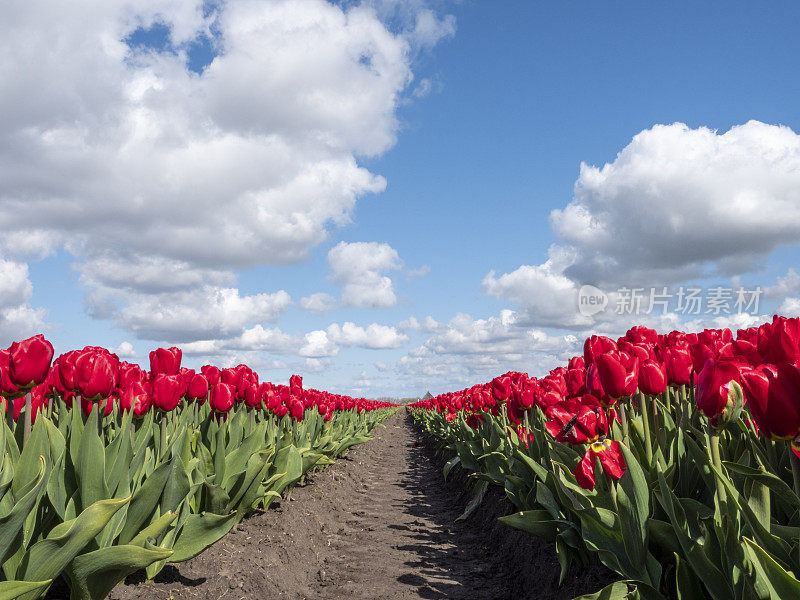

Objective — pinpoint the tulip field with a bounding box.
[409,316,800,600]
[0,336,397,600]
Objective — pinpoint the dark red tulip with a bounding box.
[0,350,21,398]
[187,373,209,402]
[9,335,54,389]
[574,439,627,491]
[149,347,182,375]
[695,357,746,427]
[289,374,303,397]
[75,350,119,401]
[201,365,221,387]
[741,363,800,442]
[151,373,181,411]
[491,375,513,402]
[595,352,639,399]
[664,346,693,386]
[209,383,235,413]
[120,381,151,417]
[638,359,667,396]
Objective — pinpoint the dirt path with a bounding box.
[101,412,611,600]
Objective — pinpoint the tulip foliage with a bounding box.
[409,316,800,600]
[0,336,397,600]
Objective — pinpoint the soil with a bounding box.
[48,412,615,599]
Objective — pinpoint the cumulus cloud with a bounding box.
[118,287,291,342]
[299,292,338,314]
[327,321,408,348]
[114,341,137,358]
[327,241,403,308]
[486,121,800,334]
[0,0,451,341]
[0,259,46,340]
[552,121,800,286]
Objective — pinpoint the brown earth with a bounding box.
[50,412,614,599]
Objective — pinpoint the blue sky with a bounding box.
[4,1,800,397]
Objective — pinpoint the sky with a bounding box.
[3,0,800,397]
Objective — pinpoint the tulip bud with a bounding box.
[8,334,54,389]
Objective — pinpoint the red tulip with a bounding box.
[583,335,618,366]
[8,335,54,389]
[544,396,608,445]
[741,363,800,442]
[491,375,513,402]
[75,350,119,401]
[149,347,182,375]
[638,359,667,396]
[574,439,627,491]
[0,350,21,398]
[289,374,303,397]
[594,352,639,399]
[664,346,693,386]
[187,373,209,402]
[201,365,221,386]
[695,357,746,427]
[120,381,151,417]
[151,373,181,411]
[209,383,235,413]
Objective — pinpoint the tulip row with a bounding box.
[408,316,800,600]
[0,336,398,600]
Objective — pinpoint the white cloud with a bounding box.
[327,321,408,348]
[374,361,391,372]
[300,329,340,358]
[0,0,450,340]
[551,121,800,286]
[0,259,46,340]
[114,341,137,358]
[398,315,441,332]
[299,292,338,314]
[406,264,430,280]
[118,287,291,342]
[327,241,403,308]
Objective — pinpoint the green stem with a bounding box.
[638,391,653,466]
[23,391,32,447]
[619,402,630,446]
[709,430,727,511]
[159,413,168,462]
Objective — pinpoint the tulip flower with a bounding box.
[120,381,151,417]
[75,350,119,401]
[209,383,235,413]
[638,359,667,396]
[741,363,800,446]
[594,351,639,400]
[574,439,627,490]
[201,365,221,386]
[8,335,54,389]
[695,357,746,427]
[289,374,303,397]
[491,375,513,402]
[151,374,181,412]
[583,335,618,366]
[149,347,182,375]
[187,373,209,402]
[664,346,692,386]
[0,350,21,398]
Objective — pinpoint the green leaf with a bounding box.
[674,552,705,600]
[0,456,47,566]
[67,543,173,600]
[455,479,488,522]
[616,443,650,583]
[75,408,107,510]
[743,536,800,599]
[443,456,460,481]
[19,497,129,582]
[499,510,570,540]
[0,580,53,600]
[169,512,236,563]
